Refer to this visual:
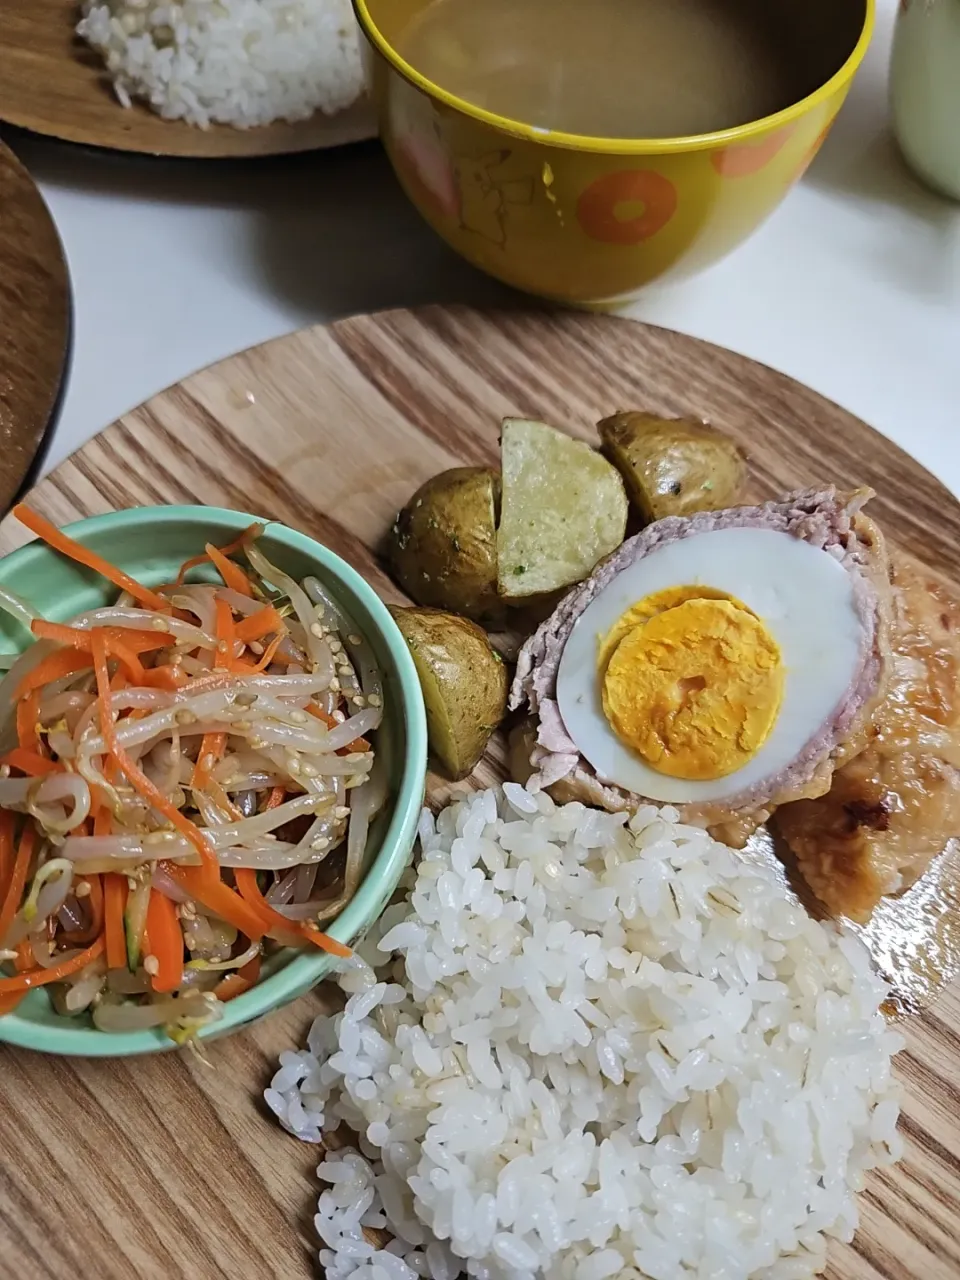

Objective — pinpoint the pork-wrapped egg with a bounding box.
[510,488,892,843]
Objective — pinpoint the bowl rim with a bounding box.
[352,0,875,156]
[0,504,428,1057]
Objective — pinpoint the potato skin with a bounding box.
[390,606,508,781]
[388,468,502,623]
[599,413,746,523]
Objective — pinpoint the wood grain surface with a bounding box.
[0,0,376,158]
[0,306,958,1280]
[0,140,70,515]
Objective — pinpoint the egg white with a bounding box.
[555,527,865,803]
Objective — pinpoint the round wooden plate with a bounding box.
[0,0,376,158]
[0,306,958,1279]
[0,140,71,514]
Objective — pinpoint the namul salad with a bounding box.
[0,505,390,1042]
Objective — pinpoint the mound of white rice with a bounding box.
[266,786,904,1280]
[77,0,364,130]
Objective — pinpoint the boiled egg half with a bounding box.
[555,527,865,803]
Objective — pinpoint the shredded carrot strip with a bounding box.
[191,732,226,790]
[0,825,36,944]
[0,748,61,777]
[31,620,173,658]
[14,940,33,971]
[234,868,351,957]
[166,864,267,941]
[16,649,92,698]
[91,632,220,884]
[103,874,127,970]
[264,786,286,811]
[189,600,234,788]
[0,936,105,993]
[306,704,371,754]
[231,633,283,675]
[213,954,261,1002]
[145,890,183,993]
[173,524,262,587]
[235,606,285,644]
[16,689,41,753]
[92,803,113,838]
[13,505,169,611]
[206,543,254,598]
[0,991,25,1015]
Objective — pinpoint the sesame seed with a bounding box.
[367,694,382,708]
[337,664,353,676]
[143,954,159,976]
[181,902,197,920]
[74,881,92,899]
[329,678,341,693]
[332,710,346,724]
[185,936,197,951]
[288,710,307,725]
[347,634,362,646]
[217,640,229,654]
[232,720,252,733]
[175,710,197,726]
[334,805,350,819]
[127,876,138,891]
[328,638,343,653]
[352,695,366,708]
[310,622,324,639]
[288,758,302,774]
[311,837,330,851]
[0,766,9,779]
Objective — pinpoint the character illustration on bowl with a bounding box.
[392,94,533,246]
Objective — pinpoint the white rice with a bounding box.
[266,786,904,1280]
[77,0,364,130]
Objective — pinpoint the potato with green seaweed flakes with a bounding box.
[599,412,746,524]
[391,606,508,780]
[388,468,503,623]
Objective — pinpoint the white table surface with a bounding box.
[8,0,960,496]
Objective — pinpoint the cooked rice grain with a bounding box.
[78,0,364,130]
[267,786,904,1280]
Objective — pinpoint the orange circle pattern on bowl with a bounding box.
[576,170,679,245]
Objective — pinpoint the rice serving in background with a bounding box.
[77,0,364,130]
[267,786,904,1280]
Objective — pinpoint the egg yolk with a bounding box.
[598,588,784,781]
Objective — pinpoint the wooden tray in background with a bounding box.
[0,0,376,158]
[0,306,958,1280]
[0,139,70,512]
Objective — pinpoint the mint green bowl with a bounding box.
[0,506,427,1057]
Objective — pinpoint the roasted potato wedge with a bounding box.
[497,418,627,601]
[388,467,502,623]
[391,606,508,780]
[599,413,746,523]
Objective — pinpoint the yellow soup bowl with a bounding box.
[354,0,873,307]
